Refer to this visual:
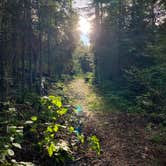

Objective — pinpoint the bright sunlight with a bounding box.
[78,16,91,35]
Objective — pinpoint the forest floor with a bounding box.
[65,78,166,166]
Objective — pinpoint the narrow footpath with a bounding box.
[65,78,165,166]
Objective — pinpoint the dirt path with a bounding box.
[66,78,95,119]
[66,78,165,166]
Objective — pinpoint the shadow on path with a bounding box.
[65,78,165,166]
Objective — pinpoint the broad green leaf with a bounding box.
[48,146,53,157]
[49,95,56,100]
[49,96,62,108]
[7,149,15,156]
[7,125,16,133]
[69,126,74,133]
[47,142,56,157]
[89,135,101,155]
[52,117,57,121]
[12,143,22,149]
[53,124,59,132]
[9,108,16,112]
[48,105,52,109]
[57,108,67,115]
[46,126,53,133]
[41,96,49,105]
[31,116,37,121]
[44,136,50,142]
[10,136,14,142]
[78,134,84,144]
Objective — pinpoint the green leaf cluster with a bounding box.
[88,135,101,155]
[0,94,101,165]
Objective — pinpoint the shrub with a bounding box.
[0,95,100,165]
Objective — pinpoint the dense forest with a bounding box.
[93,0,166,113]
[0,0,166,165]
[0,0,77,101]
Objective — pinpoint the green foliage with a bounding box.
[31,116,38,122]
[0,0,78,100]
[98,63,166,116]
[125,64,166,113]
[0,103,23,165]
[77,134,85,144]
[61,74,73,82]
[88,135,101,155]
[27,96,77,163]
[73,41,94,75]
[93,0,166,119]
[147,123,166,144]
[84,72,95,84]
[0,94,100,165]
[27,95,100,164]
[48,96,62,108]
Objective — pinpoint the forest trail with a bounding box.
[65,78,162,166]
[66,78,96,119]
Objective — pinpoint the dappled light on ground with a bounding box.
[64,78,166,165]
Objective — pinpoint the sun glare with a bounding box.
[78,17,91,35]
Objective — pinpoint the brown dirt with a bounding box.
[66,78,166,166]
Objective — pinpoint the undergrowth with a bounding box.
[0,91,100,165]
